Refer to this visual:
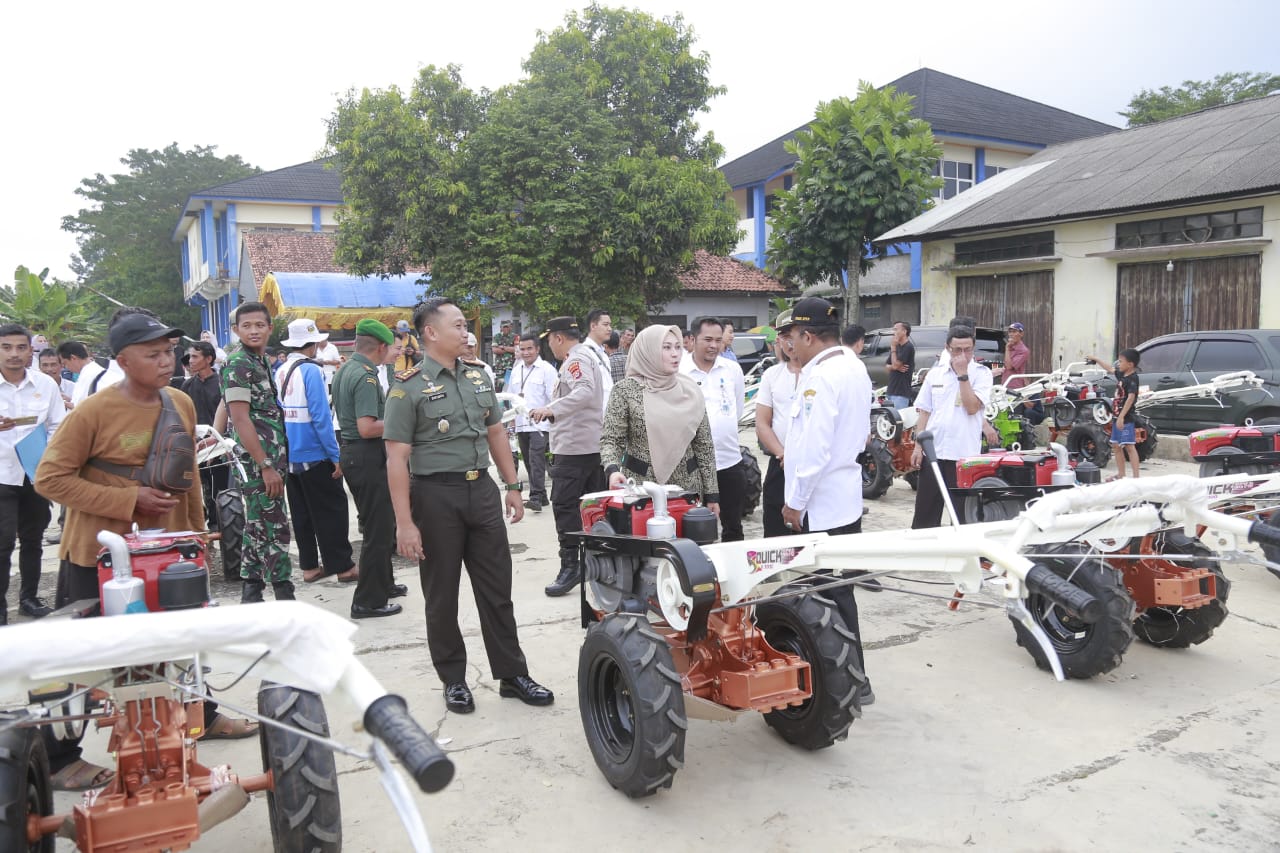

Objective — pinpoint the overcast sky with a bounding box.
[3,0,1278,285]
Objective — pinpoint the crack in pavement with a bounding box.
[1230,613,1279,630]
[354,640,429,657]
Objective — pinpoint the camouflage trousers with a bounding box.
[239,473,293,583]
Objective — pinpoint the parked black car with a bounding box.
[1131,329,1280,434]
[730,333,773,377]
[859,325,1006,392]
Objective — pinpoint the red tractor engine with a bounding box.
[97,531,208,614]
[580,490,702,538]
[955,449,1064,490]
[1190,423,1280,477]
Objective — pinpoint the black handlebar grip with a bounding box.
[1248,519,1280,553]
[363,694,454,793]
[915,430,937,465]
[1025,564,1103,623]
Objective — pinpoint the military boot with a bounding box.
[544,549,581,598]
[241,580,265,604]
[272,581,296,601]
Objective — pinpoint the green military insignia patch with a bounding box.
[365,377,378,385]
[389,389,407,399]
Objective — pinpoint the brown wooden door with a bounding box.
[955,270,1054,373]
[1116,254,1261,347]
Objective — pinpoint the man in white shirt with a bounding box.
[681,317,747,541]
[507,332,558,511]
[58,341,107,406]
[0,324,66,622]
[753,317,800,538]
[582,308,614,414]
[910,322,993,529]
[314,335,343,386]
[776,297,875,705]
[38,349,75,409]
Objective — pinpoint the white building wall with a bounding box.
[920,195,1280,364]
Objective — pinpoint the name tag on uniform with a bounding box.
[426,392,447,402]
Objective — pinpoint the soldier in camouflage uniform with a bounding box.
[490,319,516,390]
[220,301,294,602]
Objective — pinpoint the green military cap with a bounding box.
[356,318,394,345]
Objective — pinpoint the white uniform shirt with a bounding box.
[315,341,342,385]
[507,357,557,433]
[914,359,993,461]
[0,369,66,485]
[783,346,871,531]
[582,337,615,415]
[755,361,800,447]
[681,353,746,470]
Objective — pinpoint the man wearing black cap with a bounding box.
[37,314,205,607]
[528,316,606,596]
[776,296,875,706]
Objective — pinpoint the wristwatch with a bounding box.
[956,375,969,382]
[505,481,524,492]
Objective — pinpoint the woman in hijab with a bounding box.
[601,325,719,514]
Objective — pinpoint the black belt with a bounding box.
[555,453,601,466]
[340,437,381,446]
[412,470,485,482]
[619,453,698,476]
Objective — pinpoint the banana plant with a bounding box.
[0,265,107,342]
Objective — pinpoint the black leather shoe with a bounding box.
[19,597,53,619]
[499,675,554,706]
[241,581,265,604]
[544,565,581,597]
[444,682,475,713]
[350,602,403,619]
[524,499,543,512]
[388,583,409,598]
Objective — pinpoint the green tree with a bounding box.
[62,144,260,331]
[767,83,941,324]
[1121,71,1280,126]
[326,4,738,320]
[0,265,107,343]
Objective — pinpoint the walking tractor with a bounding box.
[570,435,1280,797]
[0,531,453,853]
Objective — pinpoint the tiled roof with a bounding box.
[719,68,1118,189]
[195,159,343,203]
[679,251,786,293]
[878,95,1280,242]
[242,231,345,292]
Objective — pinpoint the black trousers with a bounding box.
[810,518,868,681]
[341,439,394,609]
[517,431,549,504]
[410,476,528,684]
[716,461,746,542]
[285,461,353,574]
[911,459,959,529]
[551,453,606,551]
[198,460,230,532]
[761,456,788,538]
[55,559,100,611]
[0,478,51,604]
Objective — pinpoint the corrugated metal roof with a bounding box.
[877,96,1280,242]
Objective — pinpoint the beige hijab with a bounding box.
[626,325,706,484]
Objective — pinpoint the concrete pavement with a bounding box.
[25,440,1280,851]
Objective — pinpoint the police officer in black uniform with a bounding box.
[384,297,553,714]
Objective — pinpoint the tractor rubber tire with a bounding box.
[1134,414,1159,463]
[962,476,1025,524]
[754,586,864,750]
[861,441,894,501]
[1011,544,1136,679]
[740,446,763,517]
[1133,532,1230,648]
[258,683,342,853]
[1067,424,1112,469]
[904,470,920,492]
[0,717,54,853]
[578,614,687,798]
[216,487,246,582]
[1257,508,1280,581]
[1197,445,1265,478]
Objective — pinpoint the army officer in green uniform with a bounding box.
[331,318,407,619]
[384,297,554,715]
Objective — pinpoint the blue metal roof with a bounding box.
[272,272,432,308]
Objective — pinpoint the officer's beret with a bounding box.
[356,318,394,345]
[540,316,579,338]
